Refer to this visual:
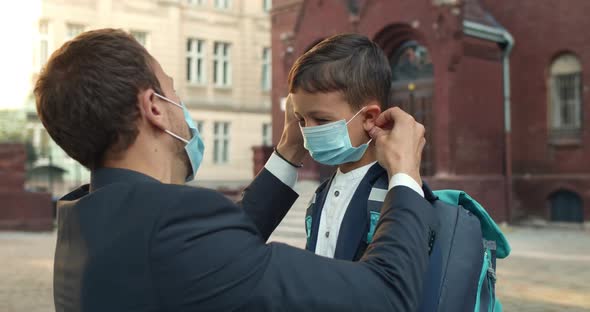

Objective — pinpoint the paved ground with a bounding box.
[1,180,589,311]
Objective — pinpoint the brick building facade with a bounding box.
[270,0,590,223]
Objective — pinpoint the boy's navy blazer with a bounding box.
[306,163,443,312]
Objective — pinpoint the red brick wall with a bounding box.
[450,37,504,175]
[481,0,590,220]
[513,176,590,221]
[0,191,53,231]
[0,144,26,191]
[429,176,507,222]
[0,143,53,231]
[482,0,590,175]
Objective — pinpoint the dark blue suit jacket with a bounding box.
[53,166,438,311]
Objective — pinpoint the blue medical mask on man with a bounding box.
[300,108,372,166]
[154,93,205,182]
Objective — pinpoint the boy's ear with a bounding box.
[362,103,382,132]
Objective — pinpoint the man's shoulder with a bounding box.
[134,183,239,223]
[134,182,234,209]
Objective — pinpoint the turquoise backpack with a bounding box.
[434,190,511,312]
[364,188,511,312]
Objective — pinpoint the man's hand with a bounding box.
[276,95,306,165]
[369,107,426,186]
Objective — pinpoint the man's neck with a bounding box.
[338,144,377,174]
[102,136,185,185]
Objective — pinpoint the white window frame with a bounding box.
[187,38,206,85]
[549,53,583,139]
[213,122,230,164]
[66,23,85,40]
[213,42,232,88]
[37,20,50,70]
[195,120,204,135]
[214,0,231,9]
[130,30,149,48]
[187,0,205,5]
[261,47,271,91]
[263,0,272,12]
[262,123,272,146]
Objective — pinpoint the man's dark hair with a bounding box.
[288,33,392,110]
[35,28,162,170]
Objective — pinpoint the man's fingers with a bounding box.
[375,107,415,129]
[417,123,425,137]
[418,137,426,154]
[375,107,401,127]
[369,126,387,140]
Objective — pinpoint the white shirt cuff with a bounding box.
[388,173,425,198]
[263,152,298,190]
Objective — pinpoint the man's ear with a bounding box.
[138,89,168,131]
[362,102,382,132]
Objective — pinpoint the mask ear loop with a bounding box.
[154,93,183,108]
[165,130,189,144]
[346,107,374,146]
[345,107,366,125]
[154,93,190,143]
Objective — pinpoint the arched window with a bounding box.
[549,190,583,223]
[391,41,434,82]
[549,54,583,141]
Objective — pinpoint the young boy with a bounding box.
[289,34,442,311]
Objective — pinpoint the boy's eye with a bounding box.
[316,118,330,124]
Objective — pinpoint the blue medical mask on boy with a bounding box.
[154,93,205,182]
[300,108,372,166]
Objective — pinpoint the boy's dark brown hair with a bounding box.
[288,33,392,110]
[35,29,162,170]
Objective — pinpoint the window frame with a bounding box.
[213,121,231,164]
[262,123,272,146]
[261,47,271,91]
[214,0,231,10]
[213,42,232,88]
[37,20,50,71]
[548,53,584,145]
[187,38,207,85]
[130,30,149,47]
[66,23,85,41]
[263,0,272,12]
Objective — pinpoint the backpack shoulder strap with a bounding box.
[433,190,511,259]
[366,168,389,243]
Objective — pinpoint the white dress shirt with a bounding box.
[315,162,376,257]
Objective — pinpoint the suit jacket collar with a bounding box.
[59,168,159,203]
[90,167,160,191]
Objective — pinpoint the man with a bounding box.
[37,29,436,311]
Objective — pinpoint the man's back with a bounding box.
[55,168,282,311]
[55,170,186,311]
